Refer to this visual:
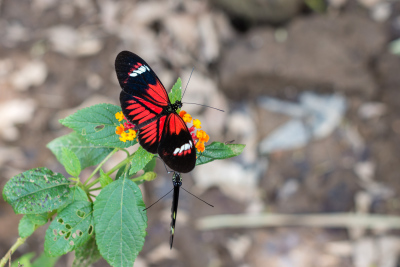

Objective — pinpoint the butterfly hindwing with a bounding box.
[115,51,170,107]
[158,114,196,173]
[138,115,166,154]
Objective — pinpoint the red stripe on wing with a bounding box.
[138,116,167,154]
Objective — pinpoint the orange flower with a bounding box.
[115,124,125,135]
[196,130,209,143]
[195,141,205,153]
[182,113,192,123]
[179,110,187,118]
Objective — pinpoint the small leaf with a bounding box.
[143,157,156,172]
[19,215,36,238]
[60,104,137,148]
[11,252,35,267]
[26,213,48,225]
[129,147,155,175]
[196,142,245,166]
[115,165,127,180]
[61,147,81,177]
[47,132,114,170]
[2,168,72,214]
[99,169,113,188]
[31,253,59,267]
[72,235,101,267]
[133,172,157,186]
[168,78,182,105]
[94,178,147,267]
[45,201,94,257]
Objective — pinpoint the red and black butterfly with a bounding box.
[115,51,196,173]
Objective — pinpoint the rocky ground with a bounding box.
[1,0,400,266]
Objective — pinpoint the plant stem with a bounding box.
[83,148,118,187]
[0,237,27,267]
[89,187,102,191]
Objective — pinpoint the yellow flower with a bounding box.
[195,141,205,153]
[182,113,192,123]
[115,111,124,122]
[192,119,201,129]
[115,124,125,135]
[119,132,128,142]
[126,129,137,141]
[196,130,209,143]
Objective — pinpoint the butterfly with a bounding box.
[115,51,196,173]
[170,172,182,248]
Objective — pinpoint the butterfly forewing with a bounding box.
[158,114,196,173]
[115,51,170,107]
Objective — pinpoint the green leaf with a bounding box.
[168,78,182,105]
[11,252,35,267]
[19,215,36,238]
[94,178,147,267]
[3,168,72,214]
[32,253,59,267]
[99,169,113,188]
[72,235,101,267]
[59,104,137,148]
[47,132,114,170]
[61,147,81,177]
[44,201,94,257]
[143,157,156,172]
[196,142,245,166]
[71,186,88,202]
[129,147,155,175]
[26,213,48,225]
[115,165,126,180]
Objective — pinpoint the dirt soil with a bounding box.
[1,0,400,267]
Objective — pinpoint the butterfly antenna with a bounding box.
[181,67,195,100]
[143,188,174,211]
[182,102,224,112]
[181,187,214,207]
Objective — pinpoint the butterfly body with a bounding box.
[170,172,182,249]
[115,51,196,173]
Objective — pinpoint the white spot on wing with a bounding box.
[129,72,137,77]
[173,148,180,155]
[189,140,193,148]
[184,143,190,150]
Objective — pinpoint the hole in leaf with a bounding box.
[95,125,105,131]
[76,230,83,237]
[65,224,72,230]
[64,232,71,240]
[69,241,74,246]
[72,233,76,238]
[76,210,85,218]
[53,237,57,241]
[59,230,65,235]
[53,229,57,236]
[88,225,93,235]
[81,129,86,135]
[57,218,64,224]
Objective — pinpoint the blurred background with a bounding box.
[1,0,400,266]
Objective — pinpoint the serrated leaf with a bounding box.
[11,252,35,267]
[129,147,155,175]
[168,78,182,105]
[59,103,137,148]
[94,178,147,267]
[196,142,245,166]
[31,253,59,267]
[47,132,114,170]
[72,235,101,267]
[61,147,81,177]
[99,169,113,188]
[3,168,72,214]
[19,215,36,238]
[45,201,94,257]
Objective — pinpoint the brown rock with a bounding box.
[219,14,386,99]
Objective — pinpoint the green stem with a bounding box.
[0,237,27,267]
[83,148,118,187]
[89,187,102,192]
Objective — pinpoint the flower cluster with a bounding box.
[179,110,209,153]
[115,111,137,142]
